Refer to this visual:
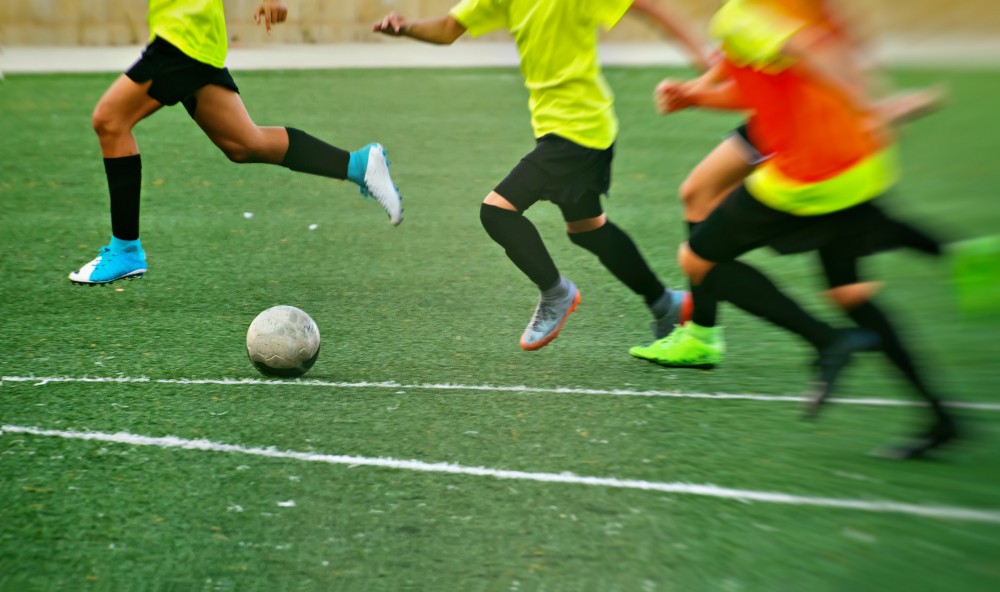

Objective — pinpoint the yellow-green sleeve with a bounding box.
[592,0,635,31]
[450,0,508,38]
[711,0,805,68]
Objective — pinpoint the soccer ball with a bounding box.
[246,305,321,378]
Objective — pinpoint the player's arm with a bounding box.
[878,86,947,126]
[683,79,749,111]
[628,0,710,71]
[254,0,288,33]
[654,61,748,114]
[372,12,467,45]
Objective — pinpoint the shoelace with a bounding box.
[529,297,566,330]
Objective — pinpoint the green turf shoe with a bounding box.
[629,322,724,369]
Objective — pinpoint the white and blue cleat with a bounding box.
[68,239,147,286]
[349,142,403,226]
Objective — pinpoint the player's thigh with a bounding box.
[191,84,260,148]
[93,75,163,129]
[681,136,757,218]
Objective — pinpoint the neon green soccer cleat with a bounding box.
[629,322,724,369]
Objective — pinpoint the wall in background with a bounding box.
[1,0,995,46]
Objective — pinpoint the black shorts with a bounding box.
[494,134,613,222]
[689,184,899,265]
[125,37,239,118]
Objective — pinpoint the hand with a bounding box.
[254,0,288,33]
[654,79,692,114]
[373,13,409,36]
[877,85,948,126]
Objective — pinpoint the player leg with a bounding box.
[630,132,760,364]
[819,242,959,459]
[190,83,402,225]
[480,189,578,351]
[561,203,688,340]
[638,186,879,378]
[69,74,162,285]
[679,132,760,331]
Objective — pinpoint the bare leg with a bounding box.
[190,84,290,164]
[679,136,756,223]
[92,75,163,157]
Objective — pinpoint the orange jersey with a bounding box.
[712,0,882,183]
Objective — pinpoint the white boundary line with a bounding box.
[3,423,999,524]
[3,375,999,411]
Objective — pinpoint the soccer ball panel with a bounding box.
[246,305,321,378]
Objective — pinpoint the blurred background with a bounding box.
[1,0,997,48]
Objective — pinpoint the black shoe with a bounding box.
[871,416,961,460]
[804,328,881,419]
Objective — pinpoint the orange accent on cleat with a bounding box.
[679,291,694,326]
[519,290,581,351]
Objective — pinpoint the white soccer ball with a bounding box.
[246,305,321,378]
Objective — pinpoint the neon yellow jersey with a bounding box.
[148,0,228,68]
[449,0,634,149]
[748,148,900,216]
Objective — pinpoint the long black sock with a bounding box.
[282,127,350,179]
[687,221,718,327]
[104,155,142,241]
[481,204,560,290]
[889,220,944,256]
[567,221,665,304]
[702,261,835,348]
[847,301,950,420]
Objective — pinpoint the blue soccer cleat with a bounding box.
[69,239,147,285]
[349,143,403,226]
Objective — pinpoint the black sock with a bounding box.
[847,301,950,420]
[282,127,350,179]
[702,261,835,348]
[687,221,718,327]
[480,204,560,290]
[890,220,944,256]
[104,155,142,241]
[567,221,665,304]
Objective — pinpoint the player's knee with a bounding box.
[679,176,700,208]
[219,140,254,164]
[678,242,711,284]
[91,108,127,140]
[480,202,519,232]
[825,282,881,310]
[566,215,606,235]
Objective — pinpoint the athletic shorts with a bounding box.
[125,37,239,118]
[494,134,612,222]
[689,183,899,264]
[729,123,771,166]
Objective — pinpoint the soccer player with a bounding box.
[69,0,403,286]
[373,0,707,350]
[635,0,945,369]
[633,0,958,458]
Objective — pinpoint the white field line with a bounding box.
[3,423,999,524]
[3,375,1000,411]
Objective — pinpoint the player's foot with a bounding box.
[629,321,723,369]
[803,328,881,418]
[520,277,580,351]
[68,239,147,285]
[871,416,960,460]
[650,289,693,339]
[349,143,403,226]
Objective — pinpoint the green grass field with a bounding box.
[1,65,999,591]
